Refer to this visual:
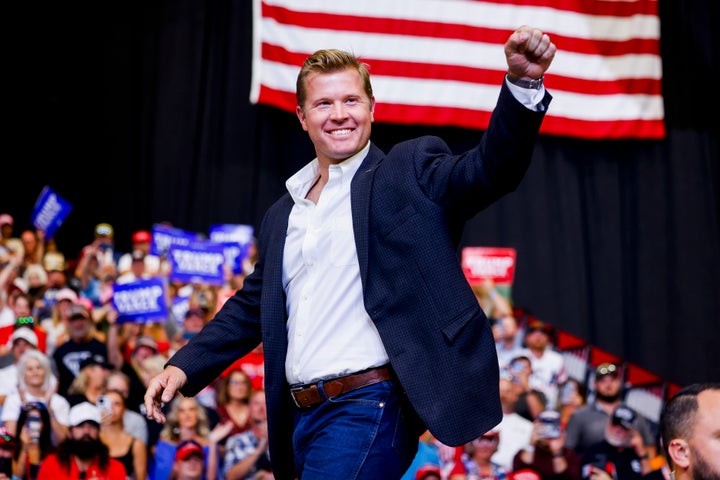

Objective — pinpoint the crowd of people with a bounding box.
[1,216,271,479]
[3,214,717,480]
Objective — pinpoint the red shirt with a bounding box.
[37,453,126,480]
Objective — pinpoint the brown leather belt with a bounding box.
[290,366,393,409]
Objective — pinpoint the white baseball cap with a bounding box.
[69,402,101,427]
[10,328,38,348]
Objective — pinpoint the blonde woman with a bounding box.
[0,349,69,443]
[151,396,232,480]
[99,389,147,480]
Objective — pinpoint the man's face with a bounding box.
[595,374,621,398]
[687,390,720,480]
[71,421,99,441]
[296,68,374,166]
[179,453,204,479]
[524,329,549,349]
[68,315,92,340]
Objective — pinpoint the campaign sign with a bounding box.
[461,247,517,286]
[209,224,254,275]
[111,277,168,324]
[31,186,72,239]
[167,240,225,286]
[150,224,202,257]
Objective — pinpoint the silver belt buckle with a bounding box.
[290,386,305,408]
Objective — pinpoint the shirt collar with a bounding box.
[286,141,371,203]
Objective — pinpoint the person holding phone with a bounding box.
[579,404,651,480]
[12,403,55,480]
[513,409,582,479]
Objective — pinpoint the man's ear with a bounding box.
[296,105,308,131]
[667,438,690,469]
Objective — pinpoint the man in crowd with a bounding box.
[580,404,652,479]
[37,402,126,479]
[52,304,108,398]
[565,363,654,457]
[659,382,720,480]
[223,389,272,480]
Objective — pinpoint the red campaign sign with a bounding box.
[461,247,517,286]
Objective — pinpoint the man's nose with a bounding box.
[329,102,348,120]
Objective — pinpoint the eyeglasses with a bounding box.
[16,316,35,326]
[228,379,249,386]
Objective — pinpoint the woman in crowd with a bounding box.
[38,287,77,357]
[99,389,147,480]
[214,369,253,438]
[456,429,507,480]
[12,402,55,480]
[151,396,232,480]
[65,354,112,406]
[0,350,70,443]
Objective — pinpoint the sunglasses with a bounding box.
[23,401,47,412]
[597,364,617,376]
[16,316,35,326]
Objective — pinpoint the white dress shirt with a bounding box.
[283,142,388,385]
[282,82,543,385]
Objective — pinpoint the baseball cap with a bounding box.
[132,230,152,243]
[79,354,114,371]
[595,362,619,379]
[135,335,159,353]
[10,328,38,347]
[43,252,67,272]
[0,426,16,449]
[526,318,554,336]
[175,440,205,461]
[56,287,79,304]
[185,307,205,320]
[0,213,14,226]
[414,463,441,480]
[68,304,91,320]
[611,404,637,430]
[94,223,114,239]
[69,402,101,427]
[509,469,542,480]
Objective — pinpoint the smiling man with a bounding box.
[146,25,556,479]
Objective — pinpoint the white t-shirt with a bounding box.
[491,412,533,471]
[1,391,71,426]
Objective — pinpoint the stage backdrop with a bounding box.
[3,0,719,388]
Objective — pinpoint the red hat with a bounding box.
[132,230,152,243]
[0,213,14,226]
[0,425,17,449]
[175,440,205,461]
[509,469,542,480]
[415,463,441,480]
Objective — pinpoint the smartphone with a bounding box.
[537,410,562,439]
[27,414,42,441]
[97,395,112,415]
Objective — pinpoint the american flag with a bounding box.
[251,0,664,140]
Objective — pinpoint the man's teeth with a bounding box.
[330,129,352,136]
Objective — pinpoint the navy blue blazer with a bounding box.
[169,83,551,480]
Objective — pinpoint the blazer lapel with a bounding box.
[351,143,382,287]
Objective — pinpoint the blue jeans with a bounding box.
[292,379,419,479]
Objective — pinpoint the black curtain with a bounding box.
[4,0,719,387]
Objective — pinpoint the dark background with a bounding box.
[4,1,719,388]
